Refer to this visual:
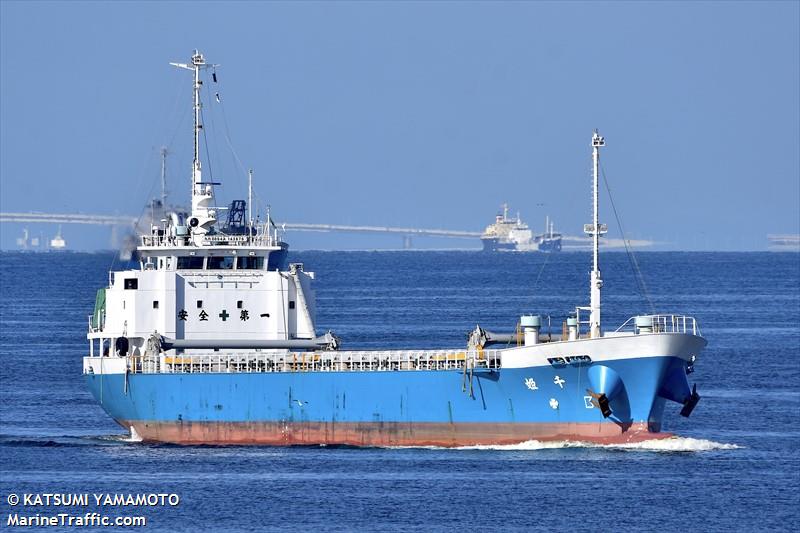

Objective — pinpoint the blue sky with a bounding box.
[1,1,798,250]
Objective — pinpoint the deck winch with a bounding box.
[466,325,519,350]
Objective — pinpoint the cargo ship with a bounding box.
[767,234,800,252]
[49,226,66,250]
[480,205,562,252]
[83,51,706,446]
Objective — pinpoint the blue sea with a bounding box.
[1,251,798,532]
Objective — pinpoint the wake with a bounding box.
[456,436,740,452]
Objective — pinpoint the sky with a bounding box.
[0,1,798,251]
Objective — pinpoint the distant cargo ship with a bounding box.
[767,234,800,252]
[481,204,562,252]
[50,226,66,250]
[15,227,66,251]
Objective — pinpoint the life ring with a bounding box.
[115,336,130,356]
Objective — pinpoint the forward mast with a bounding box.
[584,131,608,338]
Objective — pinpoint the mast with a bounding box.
[191,54,201,196]
[248,169,253,230]
[584,130,607,338]
[160,147,168,208]
[170,50,220,239]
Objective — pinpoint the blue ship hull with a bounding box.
[481,238,517,252]
[537,237,562,252]
[85,354,689,446]
[480,237,563,252]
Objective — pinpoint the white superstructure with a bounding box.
[87,51,328,362]
[50,226,66,250]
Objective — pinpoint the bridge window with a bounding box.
[124,278,138,290]
[177,256,204,269]
[236,256,263,270]
[208,256,235,269]
[153,300,159,309]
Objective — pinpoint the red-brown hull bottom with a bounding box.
[121,420,672,447]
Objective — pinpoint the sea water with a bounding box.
[1,251,798,531]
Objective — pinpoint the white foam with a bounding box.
[455,436,741,452]
[100,426,143,443]
[127,426,144,442]
[458,440,589,451]
[606,436,741,452]
[95,432,143,444]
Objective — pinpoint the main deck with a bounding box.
[84,348,503,375]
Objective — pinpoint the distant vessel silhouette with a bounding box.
[767,234,800,252]
[49,226,66,250]
[480,204,562,252]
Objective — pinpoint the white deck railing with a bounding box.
[614,315,701,336]
[126,349,502,375]
[87,314,102,333]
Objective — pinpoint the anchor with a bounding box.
[586,389,612,418]
[658,364,701,417]
[680,384,701,417]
